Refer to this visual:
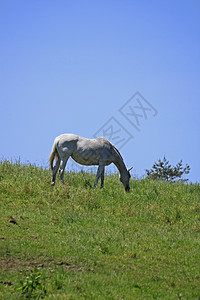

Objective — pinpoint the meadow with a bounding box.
[0,160,200,299]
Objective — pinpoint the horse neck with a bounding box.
[113,153,127,176]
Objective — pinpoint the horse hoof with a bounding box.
[50,182,55,186]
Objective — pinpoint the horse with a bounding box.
[49,134,132,191]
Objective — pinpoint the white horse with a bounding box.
[49,134,132,191]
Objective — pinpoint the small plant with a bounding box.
[146,156,190,182]
[17,267,46,299]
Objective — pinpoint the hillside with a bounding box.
[0,160,200,299]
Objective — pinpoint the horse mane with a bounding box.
[112,144,124,162]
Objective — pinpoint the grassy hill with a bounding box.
[0,160,200,299]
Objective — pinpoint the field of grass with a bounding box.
[0,160,200,299]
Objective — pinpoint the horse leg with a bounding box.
[51,157,60,186]
[100,166,105,189]
[94,164,104,188]
[59,157,69,184]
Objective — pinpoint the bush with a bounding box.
[146,156,190,182]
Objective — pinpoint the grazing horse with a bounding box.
[49,134,132,191]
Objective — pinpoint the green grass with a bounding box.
[0,160,200,299]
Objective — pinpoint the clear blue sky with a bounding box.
[1,1,200,182]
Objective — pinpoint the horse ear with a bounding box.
[127,167,133,172]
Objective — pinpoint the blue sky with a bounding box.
[1,0,200,182]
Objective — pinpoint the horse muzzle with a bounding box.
[125,186,130,192]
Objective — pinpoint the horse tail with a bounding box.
[49,140,58,171]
